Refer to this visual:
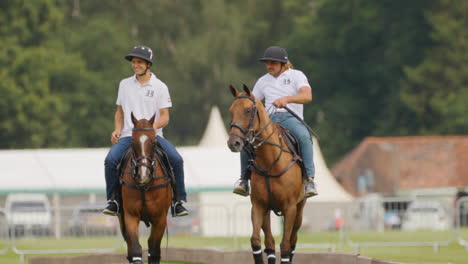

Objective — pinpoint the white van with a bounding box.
[5,193,52,237]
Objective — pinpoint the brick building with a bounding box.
[332,136,468,197]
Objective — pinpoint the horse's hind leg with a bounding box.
[289,200,306,263]
[147,215,168,264]
[280,205,297,264]
[251,203,267,264]
[262,210,276,264]
[124,215,143,264]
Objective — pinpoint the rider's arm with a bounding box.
[114,106,124,132]
[111,106,124,144]
[153,108,169,130]
[273,86,312,108]
[286,86,312,104]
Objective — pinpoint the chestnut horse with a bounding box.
[228,85,307,264]
[119,113,172,264]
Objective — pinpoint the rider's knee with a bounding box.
[296,132,312,145]
[104,156,118,168]
[171,153,184,167]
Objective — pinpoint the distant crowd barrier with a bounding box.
[0,207,9,255]
[0,195,467,261]
[456,197,468,250]
[345,196,456,253]
[28,247,451,264]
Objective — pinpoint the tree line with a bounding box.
[1,0,467,164]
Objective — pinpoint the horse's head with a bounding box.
[130,113,157,187]
[227,84,261,152]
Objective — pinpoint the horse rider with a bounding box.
[103,45,189,217]
[233,46,318,198]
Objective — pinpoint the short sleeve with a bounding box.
[158,83,172,109]
[252,79,265,101]
[294,70,310,91]
[116,80,124,105]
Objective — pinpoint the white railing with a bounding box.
[1,195,467,262]
[345,196,456,253]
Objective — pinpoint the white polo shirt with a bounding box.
[116,73,172,138]
[252,69,310,119]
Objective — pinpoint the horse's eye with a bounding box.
[245,108,252,114]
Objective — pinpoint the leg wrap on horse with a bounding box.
[148,255,161,264]
[280,253,290,264]
[127,256,143,264]
[264,248,276,264]
[252,245,264,264]
[290,245,296,263]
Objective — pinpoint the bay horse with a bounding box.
[227,85,307,264]
[119,113,172,264]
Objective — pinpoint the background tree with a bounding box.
[1,0,465,166]
[400,0,468,134]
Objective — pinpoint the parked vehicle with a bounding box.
[5,193,52,237]
[402,200,450,231]
[67,203,118,236]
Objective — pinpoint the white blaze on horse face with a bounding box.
[138,134,150,182]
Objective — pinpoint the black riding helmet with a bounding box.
[125,45,154,64]
[258,46,288,64]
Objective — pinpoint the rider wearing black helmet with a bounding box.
[233,46,318,198]
[103,45,189,217]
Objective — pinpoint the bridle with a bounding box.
[229,96,274,148]
[130,127,157,187]
[229,96,297,177]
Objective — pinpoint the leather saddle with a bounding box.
[276,124,308,180]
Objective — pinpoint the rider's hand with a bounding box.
[272,97,289,108]
[111,130,121,144]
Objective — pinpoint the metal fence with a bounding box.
[455,197,468,250]
[6,206,120,262]
[0,207,9,255]
[344,196,456,253]
[1,195,467,261]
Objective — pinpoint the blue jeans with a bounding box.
[240,112,315,178]
[104,136,187,202]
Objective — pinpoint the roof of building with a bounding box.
[332,136,468,197]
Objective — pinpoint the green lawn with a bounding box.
[0,229,467,264]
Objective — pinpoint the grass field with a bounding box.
[0,229,467,264]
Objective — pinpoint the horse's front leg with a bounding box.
[251,202,267,264]
[147,211,168,264]
[280,205,297,264]
[124,214,143,264]
[289,200,306,263]
[262,210,276,264]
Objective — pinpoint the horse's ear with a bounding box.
[149,114,156,125]
[131,112,138,125]
[243,84,251,96]
[229,84,238,97]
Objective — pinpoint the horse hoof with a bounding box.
[131,261,143,264]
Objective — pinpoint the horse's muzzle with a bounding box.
[227,137,244,152]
